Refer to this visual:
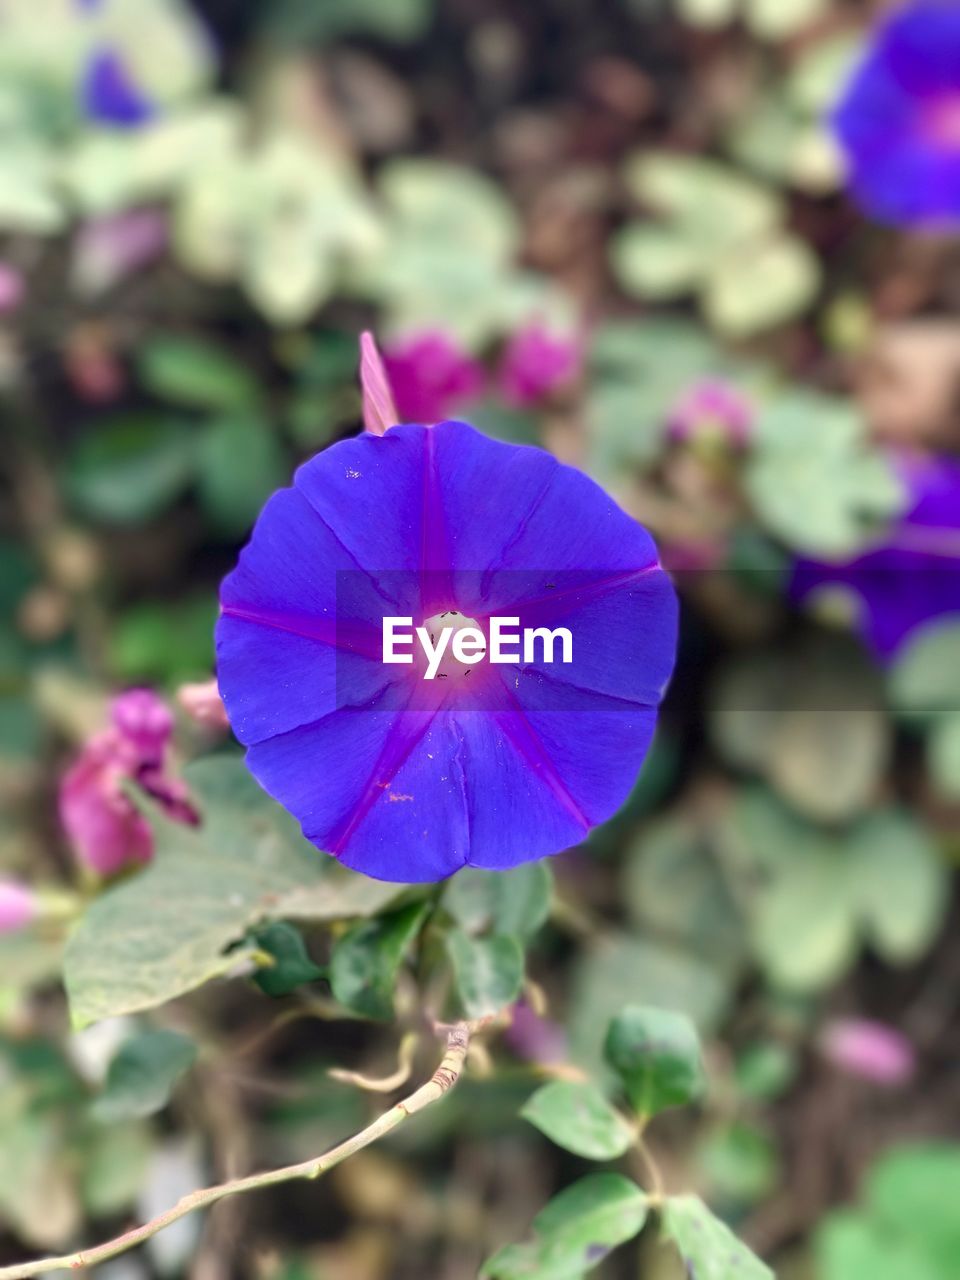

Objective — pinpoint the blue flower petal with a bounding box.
[81,49,154,128]
[216,421,677,881]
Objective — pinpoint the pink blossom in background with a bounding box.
[382,331,485,424]
[73,208,168,295]
[505,999,568,1066]
[497,323,582,408]
[820,1018,916,1087]
[666,378,754,448]
[0,880,37,934]
[0,263,25,314]
[59,689,195,877]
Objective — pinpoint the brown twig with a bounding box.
[0,1021,479,1279]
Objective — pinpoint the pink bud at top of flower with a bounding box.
[666,378,754,448]
[0,262,25,314]
[111,688,174,766]
[176,679,230,731]
[0,879,37,934]
[820,1018,915,1087]
[59,688,192,877]
[359,331,399,436]
[498,322,582,408]
[382,330,485,425]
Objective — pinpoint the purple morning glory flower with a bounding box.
[216,421,677,882]
[81,49,154,128]
[792,452,960,660]
[833,0,960,225]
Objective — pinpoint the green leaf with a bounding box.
[64,758,404,1027]
[329,901,428,1020]
[930,713,960,799]
[603,1006,706,1118]
[139,337,259,410]
[817,1213,941,1280]
[482,1173,649,1279]
[850,812,946,964]
[196,415,288,537]
[890,619,960,721]
[447,930,523,1019]
[711,637,890,822]
[661,1195,773,1279]
[444,863,552,940]
[109,595,217,684]
[865,1144,960,1273]
[250,922,324,997]
[80,1122,152,1217]
[64,416,197,524]
[611,224,713,299]
[700,1123,778,1205]
[569,935,732,1086]
[521,1081,634,1161]
[747,392,904,556]
[704,234,820,338]
[92,1029,197,1122]
[625,153,781,244]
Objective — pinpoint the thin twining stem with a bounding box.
[0,1021,479,1280]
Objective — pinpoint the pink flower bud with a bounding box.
[505,999,568,1066]
[110,688,174,765]
[820,1018,915,1087]
[498,323,582,408]
[667,379,754,448]
[359,331,399,436]
[382,331,485,424]
[0,879,36,934]
[176,679,230,731]
[59,688,193,877]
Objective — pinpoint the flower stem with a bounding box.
[0,1020,478,1279]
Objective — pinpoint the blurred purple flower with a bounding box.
[0,263,25,314]
[666,378,754,448]
[497,323,582,408]
[505,999,568,1065]
[216,420,677,881]
[176,679,231,732]
[74,209,168,294]
[81,49,154,128]
[0,880,37,934]
[382,332,485,424]
[59,689,195,877]
[833,0,960,225]
[792,452,960,660]
[820,1018,915,1086]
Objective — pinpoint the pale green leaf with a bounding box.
[521,1081,634,1161]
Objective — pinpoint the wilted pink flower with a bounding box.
[0,263,25,314]
[505,999,568,1066]
[59,689,195,877]
[382,331,485,424]
[498,323,582,408]
[820,1018,915,1087]
[176,679,230,732]
[73,208,168,295]
[667,379,754,448]
[0,879,36,934]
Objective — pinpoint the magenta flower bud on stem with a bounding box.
[176,679,231,731]
[59,688,194,876]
